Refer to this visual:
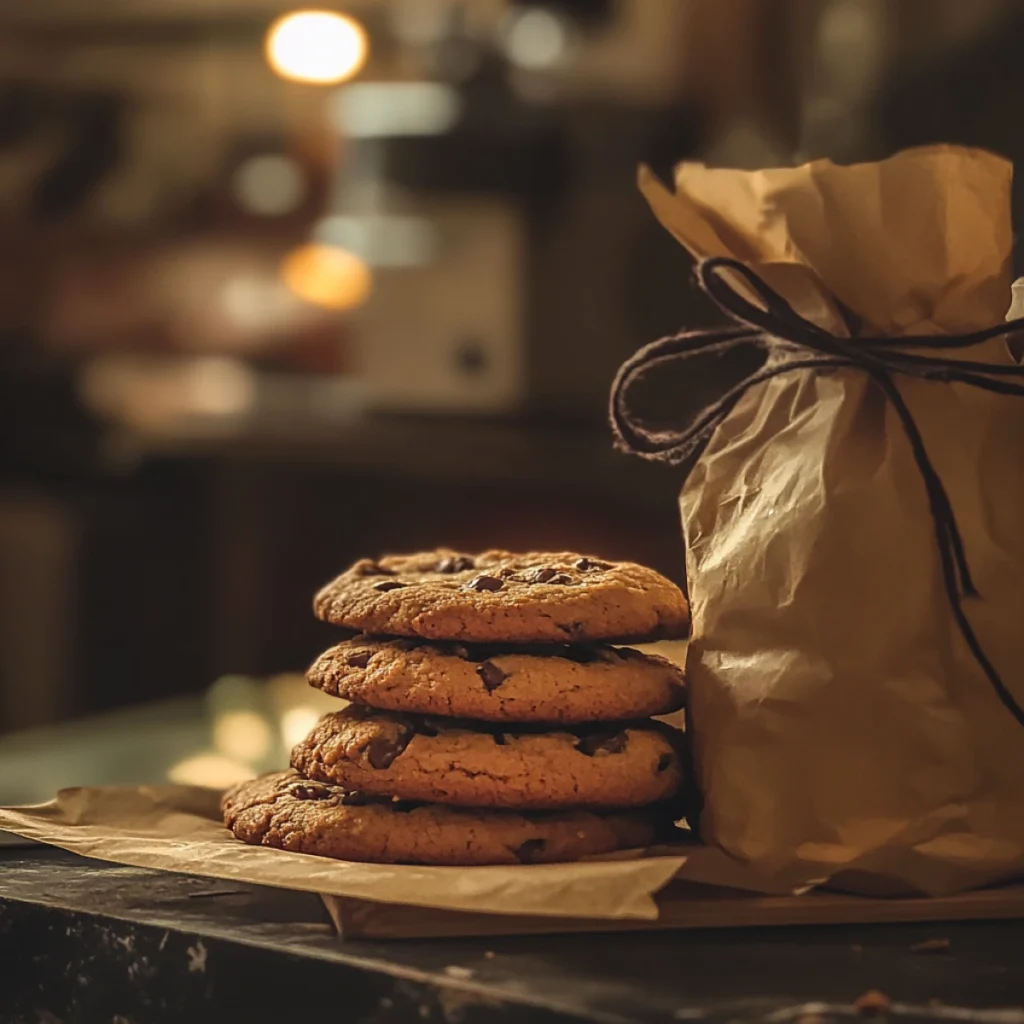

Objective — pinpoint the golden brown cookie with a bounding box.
[308,636,686,723]
[290,706,685,810]
[313,549,689,644]
[222,771,665,865]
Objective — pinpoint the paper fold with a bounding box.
[639,144,1013,335]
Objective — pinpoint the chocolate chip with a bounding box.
[465,575,504,592]
[437,555,475,573]
[656,753,674,772]
[492,731,507,746]
[353,560,396,577]
[366,727,413,769]
[287,781,333,801]
[524,566,558,583]
[447,644,471,659]
[575,557,611,571]
[575,731,628,757]
[547,574,573,585]
[477,661,508,692]
[498,567,517,579]
[373,580,407,592]
[513,838,546,864]
[346,651,373,669]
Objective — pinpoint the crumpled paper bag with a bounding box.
[637,144,1024,896]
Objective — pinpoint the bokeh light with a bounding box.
[167,753,255,789]
[265,10,368,85]
[212,709,273,762]
[280,243,372,310]
[504,7,569,70]
[232,154,307,216]
[279,706,323,749]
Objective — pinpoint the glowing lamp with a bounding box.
[281,243,372,310]
[265,10,368,85]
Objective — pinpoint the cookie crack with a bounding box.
[446,764,496,780]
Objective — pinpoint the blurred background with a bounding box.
[2,0,1024,797]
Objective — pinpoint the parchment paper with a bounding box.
[638,144,1024,897]
[2,784,793,920]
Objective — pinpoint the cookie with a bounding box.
[308,636,686,723]
[313,549,689,644]
[290,706,685,809]
[223,771,665,866]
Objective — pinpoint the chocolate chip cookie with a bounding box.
[223,771,666,865]
[308,636,686,723]
[313,550,689,644]
[290,706,684,810]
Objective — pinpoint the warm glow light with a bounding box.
[280,706,323,749]
[213,710,273,762]
[265,10,368,85]
[280,243,372,310]
[168,753,255,789]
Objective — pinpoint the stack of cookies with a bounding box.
[224,549,690,866]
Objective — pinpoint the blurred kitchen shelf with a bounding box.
[105,410,682,507]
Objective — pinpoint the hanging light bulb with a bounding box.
[265,10,368,85]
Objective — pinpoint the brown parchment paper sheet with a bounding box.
[638,144,1024,897]
[0,784,723,920]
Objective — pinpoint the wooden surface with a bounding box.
[4,847,1024,1023]
[323,878,1024,939]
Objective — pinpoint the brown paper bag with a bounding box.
[627,144,1024,897]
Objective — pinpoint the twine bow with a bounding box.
[610,255,1024,728]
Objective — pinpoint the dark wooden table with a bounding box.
[2,847,1023,1023]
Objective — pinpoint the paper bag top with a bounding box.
[639,144,1012,337]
